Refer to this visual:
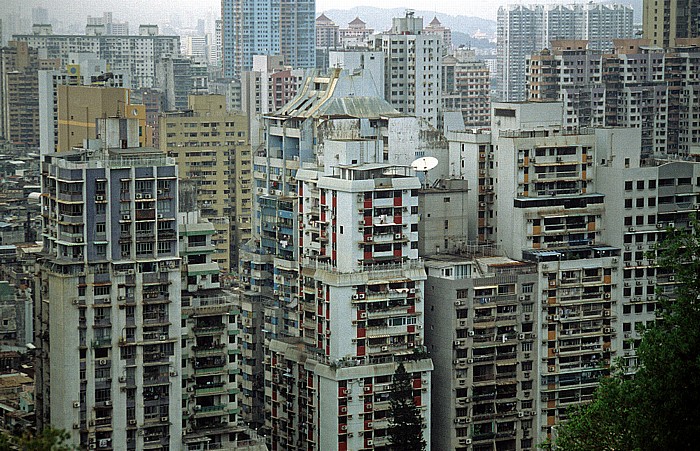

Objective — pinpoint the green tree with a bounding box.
[0,427,76,451]
[388,362,426,451]
[552,218,700,450]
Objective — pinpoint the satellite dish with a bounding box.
[411,157,439,188]
[411,156,438,172]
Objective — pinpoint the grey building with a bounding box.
[425,254,539,450]
[35,117,182,448]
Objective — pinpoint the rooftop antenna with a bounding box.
[411,156,439,189]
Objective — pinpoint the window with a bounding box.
[456,289,469,299]
[648,197,656,207]
[637,180,644,190]
[624,181,633,190]
[636,198,644,208]
[625,199,633,208]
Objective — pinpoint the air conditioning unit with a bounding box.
[352,294,359,300]
[144,194,152,199]
[157,190,164,195]
[340,406,347,413]
[394,233,402,239]
[628,227,636,232]
[454,300,462,306]
[657,223,664,228]
[99,359,107,365]
[104,400,112,406]
[95,195,104,201]
[161,416,169,422]
[519,295,527,301]
[118,376,127,383]
[122,214,130,220]
[158,214,164,219]
[604,328,612,334]
[129,419,137,425]
[604,293,611,299]
[72,423,80,430]
[518,411,525,418]
[194,405,202,411]
[73,401,80,408]
[367,440,374,446]
[358,293,365,300]
[468,331,475,337]
[340,425,347,431]
[159,335,167,341]
[380,346,389,351]
[135,194,142,199]
[669,275,675,281]
[467,358,474,364]
[170,370,178,377]
[518,333,526,340]
[453,340,462,346]
[360,312,367,319]
[72,299,80,305]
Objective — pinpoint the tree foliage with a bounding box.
[0,427,76,451]
[552,218,700,450]
[388,362,426,451]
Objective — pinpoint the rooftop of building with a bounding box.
[328,164,415,180]
[269,69,400,120]
[44,146,173,170]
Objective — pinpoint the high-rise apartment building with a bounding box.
[371,12,442,128]
[265,163,433,450]
[442,49,491,128]
[56,85,147,153]
[35,118,182,449]
[527,38,700,157]
[39,58,131,155]
[240,55,305,147]
[13,25,180,88]
[221,0,316,79]
[237,66,451,449]
[497,3,634,101]
[425,253,539,450]
[160,95,252,273]
[643,0,700,48]
[316,13,339,49]
[0,41,58,147]
[178,209,252,450]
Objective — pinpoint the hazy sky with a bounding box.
[3,0,633,25]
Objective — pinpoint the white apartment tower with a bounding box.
[35,118,182,449]
[267,164,433,450]
[372,12,442,129]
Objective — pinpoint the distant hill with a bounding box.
[322,6,496,38]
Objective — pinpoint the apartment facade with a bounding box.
[371,12,442,129]
[643,0,700,48]
[425,255,539,450]
[13,25,180,88]
[497,3,634,101]
[221,0,316,78]
[160,95,252,273]
[0,41,57,147]
[527,38,700,157]
[56,85,147,153]
[178,211,248,450]
[35,119,182,449]
[442,50,491,128]
[266,164,433,450]
[39,60,130,155]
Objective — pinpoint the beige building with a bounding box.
[160,95,251,273]
[56,85,147,152]
[643,0,700,48]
